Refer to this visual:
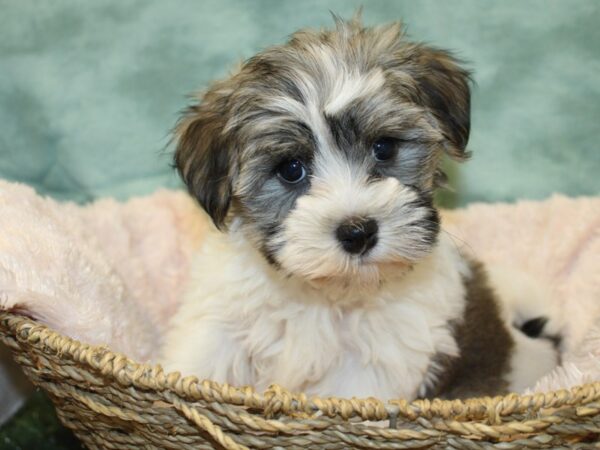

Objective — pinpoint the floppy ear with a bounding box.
[411,45,472,159]
[174,90,237,229]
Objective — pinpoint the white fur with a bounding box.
[324,69,386,115]
[272,154,432,288]
[507,328,557,393]
[163,224,559,398]
[162,231,467,399]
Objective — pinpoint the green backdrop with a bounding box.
[0,0,598,206]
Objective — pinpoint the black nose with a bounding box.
[336,218,378,255]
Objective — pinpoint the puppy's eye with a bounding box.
[277,158,306,184]
[372,137,398,162]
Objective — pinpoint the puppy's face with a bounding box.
[175,18,470,287]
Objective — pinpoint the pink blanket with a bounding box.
[0,180,598,412]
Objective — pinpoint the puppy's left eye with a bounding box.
[277,158,306,184]
[372,137,399,162]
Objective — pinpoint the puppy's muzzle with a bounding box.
[336,217,378,255]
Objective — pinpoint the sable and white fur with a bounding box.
[162,16,558,399]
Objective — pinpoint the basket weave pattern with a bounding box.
[1,312,600,449]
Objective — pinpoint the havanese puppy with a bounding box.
[161,16,558,400]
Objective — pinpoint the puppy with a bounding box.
[161,16,558,400]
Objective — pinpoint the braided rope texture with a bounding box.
[1,312,600,449]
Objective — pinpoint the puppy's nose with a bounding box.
[336,218,378,255]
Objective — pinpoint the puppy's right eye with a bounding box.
[277,159,306,184]
[372,137,399,161]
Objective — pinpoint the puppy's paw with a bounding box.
[520,316,548,338]
[486,264,564,341]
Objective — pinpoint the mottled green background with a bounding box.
[0,0,598,206]
[0,1,598,448]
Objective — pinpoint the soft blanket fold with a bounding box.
[0,179,598,419]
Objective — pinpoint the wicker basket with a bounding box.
[1,312,600,449]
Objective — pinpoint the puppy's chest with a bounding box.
[191,233,467,398]
[237,293,457,398]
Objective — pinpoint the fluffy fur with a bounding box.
[162,17,559,399]
[165,227,467,399]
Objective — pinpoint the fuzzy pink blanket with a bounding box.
[0,179,598,414]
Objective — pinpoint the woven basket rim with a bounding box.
[2,310,600,423]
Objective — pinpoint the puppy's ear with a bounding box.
[174,88,237,229]
[411,46,472,159]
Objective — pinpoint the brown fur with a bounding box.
[424,260,514,399]
[174,81,239,229]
